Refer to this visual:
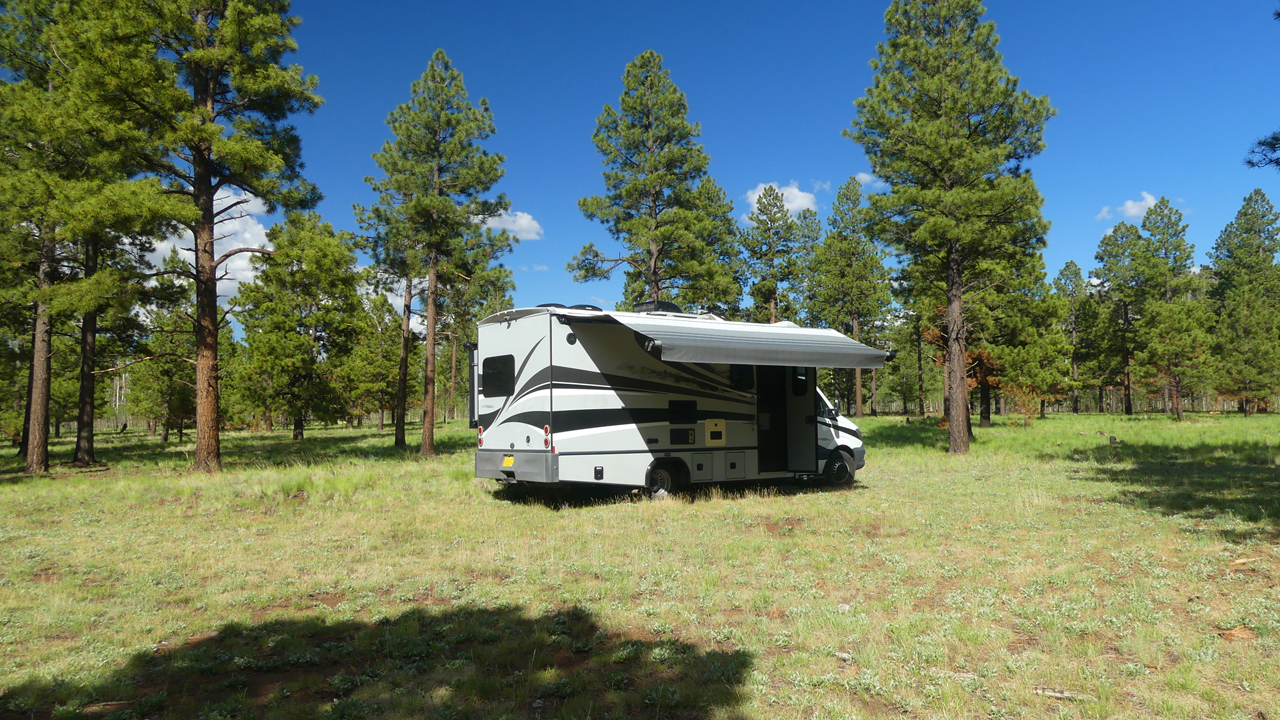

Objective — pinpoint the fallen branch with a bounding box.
[1033,687,1095,702]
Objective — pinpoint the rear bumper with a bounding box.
[476,450,559,484]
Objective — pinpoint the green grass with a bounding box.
[1,413,1278,719]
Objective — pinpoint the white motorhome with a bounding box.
[469,303,889,493]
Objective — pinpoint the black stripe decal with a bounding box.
[502,408,754,433]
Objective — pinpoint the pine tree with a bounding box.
[358,49,512,457]
[742,185,800,324]
[236,213,361,441]
[849,0,1054,453]
[74,0,322,471]
[0,0,177,471]
[1052,261,1087,413]
[1092,223,1145,415]
[810,177,891,417]
[1247,7,1280,170]
[127,250,196,442]
[571,50,739,311]
[1131,199,1214,420]
[335,293,408,431]
[1209,189,1280,414]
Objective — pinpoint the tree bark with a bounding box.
[869,369,878,417]
[1172,379,1183,421]
[945,250,970,454]
[18,318,35,457]
[74,236,101,465]
[395,276,413,448]
[378,407,385,431]
[915,318,926,416]
[979,379,992,428]
[449,338,458,422]
[192,159,221,472]
[419,256,438,458]
[1039,398,1047,420]
[26,237,55,473]
[292,415,304,441]
[854,368,863,418]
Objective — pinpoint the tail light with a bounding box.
[544,437,550,448]
[477,426,484,447]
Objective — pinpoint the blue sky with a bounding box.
[265,0,1280,309]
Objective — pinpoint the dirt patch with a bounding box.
[764,518,806,536]
[1006,633,1038,654]
[309,592,345,608]
[32,567,59,584]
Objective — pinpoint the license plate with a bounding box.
[502,455,515,467]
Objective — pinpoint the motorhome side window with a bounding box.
[729,365,754,391]
[481,355,515,397]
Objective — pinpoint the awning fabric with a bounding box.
[605,314,889,369]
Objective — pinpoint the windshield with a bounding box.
[817,388,836,415]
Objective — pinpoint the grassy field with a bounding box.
[1,413,1278,719]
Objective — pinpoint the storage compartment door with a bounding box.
[785,366,817,473]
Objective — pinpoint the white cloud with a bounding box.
[1095,206,1112,221]
[1119,191,1157,218]
[855,172,887,190]
[485,210,544,240]
[811,180,832,193]
[744,181,817,216]
[533,264,548,271]
[148,188,271,304]
[1102,226,1115,237]
[590,296,610,307]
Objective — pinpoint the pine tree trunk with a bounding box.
[979,379,992,428]
[1172,379,1183,421]
[449,338,458,422]
[869,369,878,417]
[945,252,969,454]
[74,238,101,465]
[178,419,184,443]
[161,421,169,443]
[1123,368,1133,415]
[419,257,438,458]
[378,407,385,431]
[395,277,413,448]
[26,238,55,474]
[18,318,34,457]
[192,162,221,472]
[915,321,926,416]
[1039,398,1047,420]
[293,416,304,441]
[1070,360,1079,414]
[854,368,863,418]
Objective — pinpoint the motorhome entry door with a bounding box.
[785,367,818,473]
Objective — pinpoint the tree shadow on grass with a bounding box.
[0,605,752,720]
[1054,440,1280,542]
[859,417,948,450]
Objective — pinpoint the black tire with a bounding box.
[823,449,856,486]
[647,462,686,497]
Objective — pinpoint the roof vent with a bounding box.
[634,300,683,314]
[570,304,603,311]
[536,303,568,308]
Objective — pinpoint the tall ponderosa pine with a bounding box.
[0,0,176,472]
[1247,7,1280,170]
[237,213,360,440]
[850,0,1054,453]
[810,178,891,417]
[1209,189,1280,414]
[571,50,739,311]
[1132,198,1214,420]
[742,185,800,324]
[1052,261,1087,413]
[1092,223,1145,415]
[358,48,512,457]
[76,0,322,471]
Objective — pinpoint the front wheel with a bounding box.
[823,449,856,486]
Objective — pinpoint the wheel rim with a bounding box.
[830,457,852,484]
[651,467,674,492]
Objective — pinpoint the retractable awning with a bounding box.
[607,314,889,369]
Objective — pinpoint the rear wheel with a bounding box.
[823,449,856,486]
[647,462,685,497]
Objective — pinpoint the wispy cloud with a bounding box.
[485,210,544,240]
[533,264,548,271]
[811,180,832,193]
[1095,206,1112,221]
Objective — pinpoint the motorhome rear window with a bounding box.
[482,355,515,397]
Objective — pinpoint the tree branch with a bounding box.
[214,246,274,269]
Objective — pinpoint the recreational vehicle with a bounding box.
[469,302,889,493]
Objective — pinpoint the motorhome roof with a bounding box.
[479,306,889,370]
